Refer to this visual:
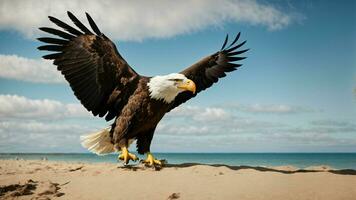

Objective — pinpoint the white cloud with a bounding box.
[159,105,283,136]
[158,105,356,149]
[0,96,355,152]
[157,123,213,136]
[310,120,355,128]
[0,95,106,152]
[281,121,356,135]
[0,120,96,152]
[0,0,301,41]
[169,105,230,121]
[0,121,87,134]
[227,103,315,114]
[0,94,90,119]
[0,54,64,84]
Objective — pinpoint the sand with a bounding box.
[1,160,356,200]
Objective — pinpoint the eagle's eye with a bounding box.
[168,78,183,82]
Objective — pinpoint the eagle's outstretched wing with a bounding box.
[38,12,140,121]
[169,33,248,111]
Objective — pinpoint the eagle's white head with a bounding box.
[147,73,196,103]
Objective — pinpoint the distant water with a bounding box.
[1,153,356,169]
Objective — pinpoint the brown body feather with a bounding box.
[38,12,248,155]
[111,77,170,153]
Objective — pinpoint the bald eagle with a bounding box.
[38,12,248,166]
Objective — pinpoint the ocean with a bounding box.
[1,153,356,169]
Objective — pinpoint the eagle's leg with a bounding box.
[118,146,138,164]
[142,152,162,166]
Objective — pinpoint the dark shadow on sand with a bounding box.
[115,161,356,175]
[163,163,356,175]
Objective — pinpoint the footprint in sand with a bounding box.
[0,179,65,200]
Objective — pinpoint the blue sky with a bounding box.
[0,0,355,153]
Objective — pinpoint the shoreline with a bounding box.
[1,160,356,199]
[3,158,356,172]
[1,152,356,170]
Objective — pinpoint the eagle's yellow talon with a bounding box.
[118,147,138,164]
[143,152,162,167]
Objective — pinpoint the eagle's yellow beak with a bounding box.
[177,79,196,94]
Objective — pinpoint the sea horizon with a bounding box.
[2,152,356,170]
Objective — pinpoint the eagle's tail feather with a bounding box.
[80,128,116,155]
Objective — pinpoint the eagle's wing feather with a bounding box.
[169,33,248,111]
[38,11,139,121]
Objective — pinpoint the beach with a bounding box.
[1,160,356,200]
